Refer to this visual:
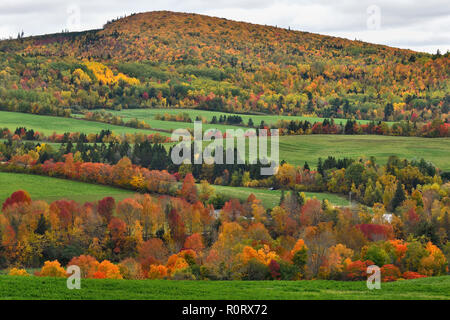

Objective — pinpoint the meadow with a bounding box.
[0,172,137,204]
[0,171,347,208]
[0,111,170,136]
[107,108,379,131]
[0,275,448,300]
[276,135,450,170]
[90,110,450,171]
[2,111,448,171]
[213,185,349,208]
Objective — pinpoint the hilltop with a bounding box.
[0,11,448,121]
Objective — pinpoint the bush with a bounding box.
[244,259,270,280]
[67,255,99,278]
[268,259,281,280]
[147,264,168,279]
[402,271,427,280]
[96,260,123,279]
[119,258,144,280]
[345,260,373,281]
[364,245,390,267]
[172,268,196,280]
[39,260,66,278]
[381,264,401,282]
[8,268,29,276]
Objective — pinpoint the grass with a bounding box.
[0,111,170,136]
[0,171,347,209]
[213,185,349,208]
[0,172,137,204]
[107,108,379,130]
[2,111,449,171]
[276,135,450,170]
[0,275,448,300]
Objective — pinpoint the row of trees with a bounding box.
[82,110,450,138]
[0,127,169,144]
[2,178,449,280]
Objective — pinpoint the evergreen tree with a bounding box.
[391,181,406,211]
[303,162,310,171]
[35,214,50,235]
[317,158,324,176]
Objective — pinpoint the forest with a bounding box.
[0,11,448,124]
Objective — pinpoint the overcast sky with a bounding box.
[0,0,448,54]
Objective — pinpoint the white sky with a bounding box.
[0,0,449,53]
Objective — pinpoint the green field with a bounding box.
[213,185,349,208]
[0,111,170,136]
[0,172,137,204]
[2,111,448,172]
[0,172,347,208]
[276,135,450,171]
[0,275,448,300]
[106,108,379,133]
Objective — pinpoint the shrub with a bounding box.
[172,268,196,280]
[119,258,144,280]
[96,260,123,279]
[93,271,107,279]
[402,271,427,280]
[244,258,270,280]
[278,261,299,280]
[381,264,401,282]
[147,264,168,279]
[345,260,373,281]
[364,245,390,267]
[39,260,66,278]
[268,259,281,280]
[67,255,99,278]
[8,268,29,276]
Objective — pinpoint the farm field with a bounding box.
[2,111,448,171]
[0,275,448,300]
[160,134,450,171]
[276,135,450,171]
[0,171,347,209]
[106,108,381,132]
[0,111,170,136]
[213,185,349,208]
[0,172,137,204]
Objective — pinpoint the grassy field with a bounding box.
[213,185,349,208]
[104,108,381,134]
[277,135,450,171]
[0,275,448,300]
[2,111,448,171]
[108,108,378,128]
[0,172,137,204]
[162,135,450,171]
[0,111,170,136]
[0,172,347,208]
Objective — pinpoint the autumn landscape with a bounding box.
[0,10,449,300]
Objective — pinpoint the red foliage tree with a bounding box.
[178,173,198,203]
[356,224,393,241]
[98,197,115,223]
[2,190,31,211]
[268,259,281,280]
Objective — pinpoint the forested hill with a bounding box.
[0,11,448,121]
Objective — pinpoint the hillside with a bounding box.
[0,11,448,121]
